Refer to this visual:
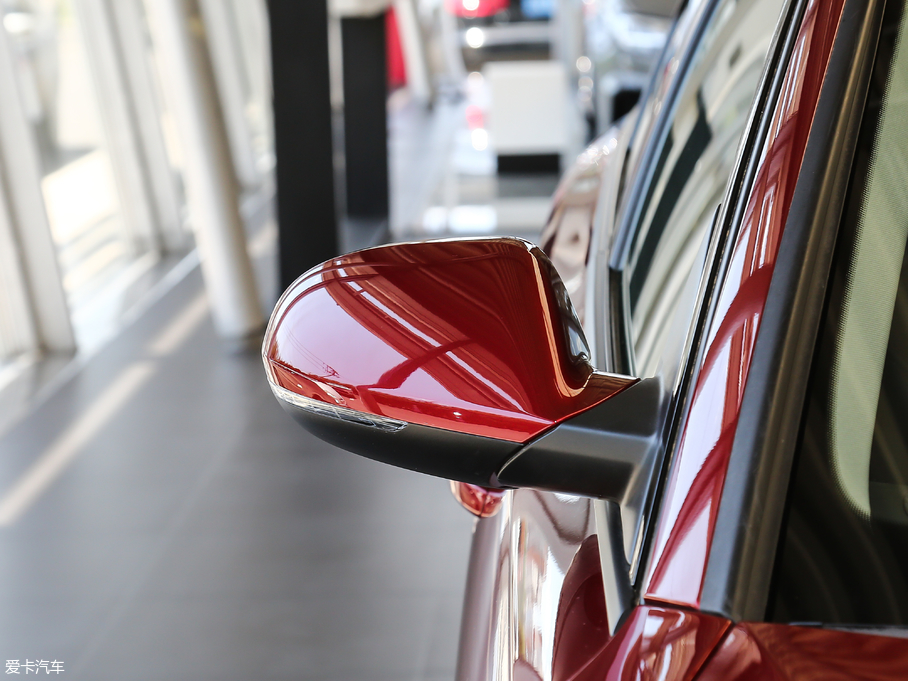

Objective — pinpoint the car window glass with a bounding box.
[770,0,908,626]
[620,0,706,209]
[625,0,784,379]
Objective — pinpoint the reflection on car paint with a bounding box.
[541,133,619,326]
[451,481,506,517]
[643,0,847,608]
[264,238,635,443]
[465,490,603,680]
[562,605,730,680]
[550,535,609,681]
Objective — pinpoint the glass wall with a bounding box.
[0,0,273,362]
[6,0,129,337]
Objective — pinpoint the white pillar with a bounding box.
[143,0,264,339]
[198,0,262,191]
[437,2,466,83]
[230,0,273,166]
[0,15,75,353]
[73,0,162,255]
[110,0,187,251]
[0,172,38,359]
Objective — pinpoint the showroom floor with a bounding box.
[0,265,474,681]
[0,90,554,680]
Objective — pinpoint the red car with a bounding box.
[263,0,908,675]
[445,0,510,18]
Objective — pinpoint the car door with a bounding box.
[602,0,789,588]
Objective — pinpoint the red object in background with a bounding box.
[642,0,847,609]
[465,104,485,129]
[263,238,636,443]
[450,481,505,517]
[445,0,510,18]
[386,7,406,90]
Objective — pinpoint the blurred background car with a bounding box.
[581,0,679,132]
[448,0,554,72]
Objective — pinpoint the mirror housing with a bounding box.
[263,238,661,509]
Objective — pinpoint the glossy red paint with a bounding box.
[699,622,908,680]
[558,605,730,681]
[643,0,847,607]
[263,238,635,443]
[552,537,610,681]
[467,490,604,680]
[450,481,505,517]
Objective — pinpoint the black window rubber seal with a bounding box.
[699,0,887,623]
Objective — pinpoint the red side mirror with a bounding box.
[263,237,657,499]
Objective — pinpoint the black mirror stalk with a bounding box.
[496,376,664,566]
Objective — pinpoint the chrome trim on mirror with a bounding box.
[269,383,408,433]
